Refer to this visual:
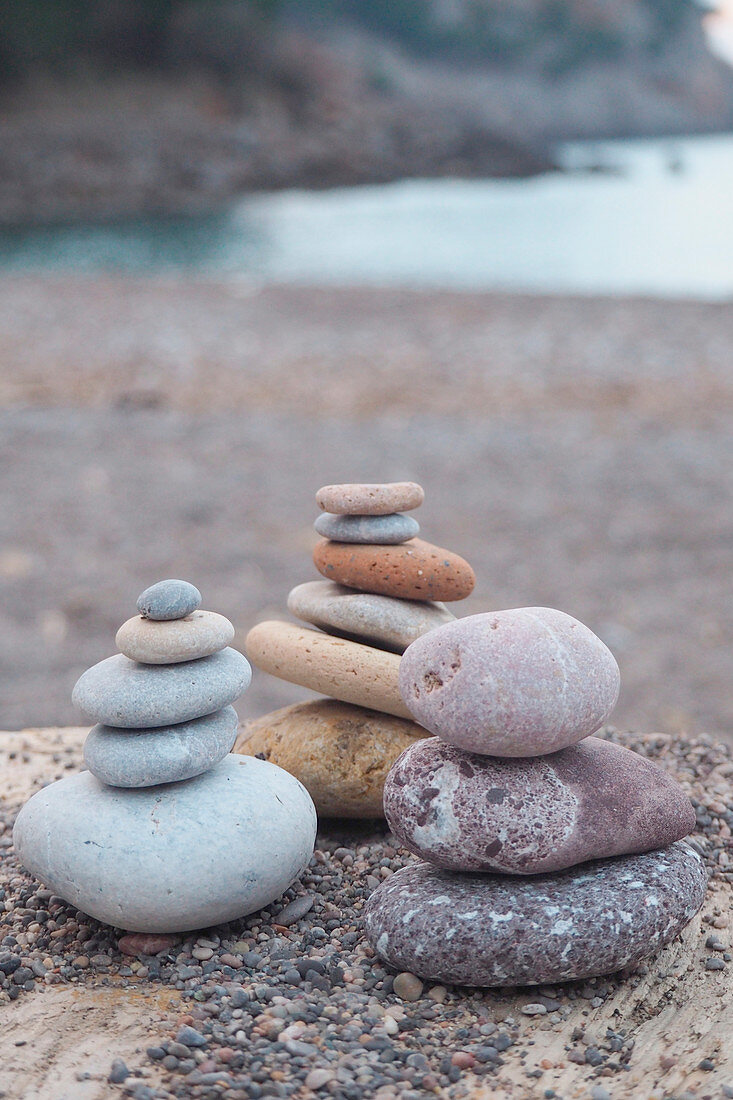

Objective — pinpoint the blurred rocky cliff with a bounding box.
[1,0,732,224]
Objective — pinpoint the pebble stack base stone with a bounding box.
[13,755,317,934]
[364,844,708,987]
[236,699,429,819]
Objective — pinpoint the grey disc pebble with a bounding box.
[83,706,239,788]
[72,647,251,728]
[287,580,455,654]
[314,512,420,544]
[137,579,201,621]
[364,843,707,987]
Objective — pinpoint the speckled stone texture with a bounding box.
[313,539,475,602]
[83,706,239,788]
[314,512,420,544]
[72,647,251,728]
[13,754,317,932]
[399,607,620,756]
[316,482,424,515]
[384,736,695,874]
[115,610,235,664]
[235,699,429,818]
[136,579,201,621]
[364,843,708,987]
[287,581,455,654]
[245,621,411,719]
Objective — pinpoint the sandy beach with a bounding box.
[1,275,732,740]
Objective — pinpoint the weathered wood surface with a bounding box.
[1,726,731,1099]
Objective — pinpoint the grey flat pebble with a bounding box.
[72,647,251,728]
[176,1026,208,1048]
[314,512,419,544]
[83,706,239,788]
[365,843,707,987]
[287,580,455,655]
[13,754,317,932]
[137,579,201,621]
[274,894,315,926]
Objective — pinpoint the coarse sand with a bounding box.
[0,725,731,1099]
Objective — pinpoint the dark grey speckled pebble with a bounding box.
[384,736,695,874]
[314,512,419,544]
[137,579,201,621]
[364,843,707,987]
[72,647,251,728]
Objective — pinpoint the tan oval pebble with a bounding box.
[245,620,411,719]
[116,610,235,665]
[316,482,424,515]
[313,538,475,602]
[235,699,429,817]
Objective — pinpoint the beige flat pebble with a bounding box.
[115,610,235,664]
[316,481,424,515]
[235,699,428,818]
[245,620,410,718]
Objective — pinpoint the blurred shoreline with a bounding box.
[1,275,732,741]
[2,6,733,228]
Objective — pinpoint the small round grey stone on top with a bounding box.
[136,579,201,621]
[314,512,420,545]
[316,482,424,515]
[83,706,239,788]
[72,647,251,728]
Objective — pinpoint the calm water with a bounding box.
[2,134,733,298]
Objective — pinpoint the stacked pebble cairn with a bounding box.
[13,579,316,934]
[365,608,709,987]
[239,481,476,817]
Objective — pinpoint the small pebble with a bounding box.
[176,1025,208,1048]
[392,972,424,1001]
[274,894,315,926]
[108,1058,129,1084]
[118,933,179,957]
[305,1068,333,1090]
[521,1003,548,1016]
[705,956,726,970]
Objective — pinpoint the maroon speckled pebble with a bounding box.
[399,607,620,756]
[384,736,696,874]
[364,843,707,987]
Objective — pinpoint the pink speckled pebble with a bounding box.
[398,607,620,757]
[316,482,424,515]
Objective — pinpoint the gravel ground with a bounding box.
[1,726,732,1099]
[1,277,732,740]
